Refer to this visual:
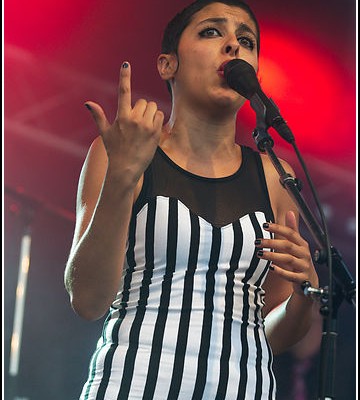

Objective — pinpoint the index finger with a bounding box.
[117,61,132,118]
[263,220,305,247]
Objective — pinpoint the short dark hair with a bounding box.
[161,0,260,95]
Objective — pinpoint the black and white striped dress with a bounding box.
[80,145,277,399]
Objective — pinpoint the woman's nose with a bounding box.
[224,38,239,56]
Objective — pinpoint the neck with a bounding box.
[159,102,243,178]
[161,100,239,160]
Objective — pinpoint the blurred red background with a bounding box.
[4,1,357,399]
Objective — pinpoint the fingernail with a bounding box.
[269,265,275,271]
[263,222,270,230]
[257,250,263,257]
[254,239,262,246]
[122,62,129,68]
[84,103,92,111]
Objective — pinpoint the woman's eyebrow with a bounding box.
[196,17,257,38]
[236,23,257,39]
[196,17,228,26]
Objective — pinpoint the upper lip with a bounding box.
[218,60,234,72]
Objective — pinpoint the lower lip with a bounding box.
[217,70,224,78]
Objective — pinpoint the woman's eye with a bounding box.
[238,36,255,50]
[199,28,221,37]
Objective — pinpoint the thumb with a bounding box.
[285,210,298,232]
[84,101,111,134]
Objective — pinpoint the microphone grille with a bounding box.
[224,59,259,99]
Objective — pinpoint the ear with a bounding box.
[157,53,178,81]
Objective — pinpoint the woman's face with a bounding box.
[173,2,259,112]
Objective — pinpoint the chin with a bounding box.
[215,91,246,110]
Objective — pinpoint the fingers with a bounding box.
[117,61,163,132]
[132,99,148,119]
[265,262,310,285]
[255,219,310,258]
[256,249,308,272]
[143,102,164,129]
[255,217,314,288]
[117,61,132,118]
[256,237,305,259]
[285,210,298,232]
[262,219,305,247]
[84,101,111,134]
[85,61,164,161]
[154,110,165,132]
[143,101,158,121]
[131,99,164,133]
[256,245,312,287]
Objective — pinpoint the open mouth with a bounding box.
[217,60,233,78]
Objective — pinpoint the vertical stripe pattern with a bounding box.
[79,197,276,400]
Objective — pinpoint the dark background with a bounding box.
[4,0,356,399]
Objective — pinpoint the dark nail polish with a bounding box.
[263,222,269,230]
[122,62,129,68]
[254,239,262,246]
[257,250,263,257]
[269,265,274,271]
[84,103,92,111]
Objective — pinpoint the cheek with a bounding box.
[254,58,259,72]
[241,53,258,72]
[178,39,215,66]
[183,49,212,70]
[178,49,212,81]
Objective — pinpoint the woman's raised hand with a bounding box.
[84,61,164,183]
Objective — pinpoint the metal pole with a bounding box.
[9,229,31,378]
[7,226,32,400]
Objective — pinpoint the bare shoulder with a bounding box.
[259,152,297,223]
[259,152,296,182]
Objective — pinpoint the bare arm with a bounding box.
[64,62,164,321]
[259,157,319,354]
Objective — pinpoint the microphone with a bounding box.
[224,59,295,144]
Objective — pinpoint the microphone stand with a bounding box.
[249,94,356,400]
